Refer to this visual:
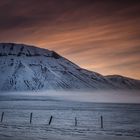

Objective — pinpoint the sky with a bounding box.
[0,0,140,79]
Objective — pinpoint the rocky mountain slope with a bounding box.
[0,43,140,91]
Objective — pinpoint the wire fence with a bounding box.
[0,111,104,128]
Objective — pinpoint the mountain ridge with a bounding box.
[0,43,140,91]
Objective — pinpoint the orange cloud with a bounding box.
[0,0,140,79]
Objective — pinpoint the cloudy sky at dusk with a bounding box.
[0,0,140,79]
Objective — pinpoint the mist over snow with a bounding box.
[1,90,140,104]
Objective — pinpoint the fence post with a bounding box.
[30,113,33,124]
[75,117,77,126]
[101,115,103,128]
[1,112,4,122]
[48,116,53,125]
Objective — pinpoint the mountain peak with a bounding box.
[0,43,61,59]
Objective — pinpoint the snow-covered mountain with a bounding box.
[0,43,140,91]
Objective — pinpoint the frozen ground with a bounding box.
[0,93,140,140]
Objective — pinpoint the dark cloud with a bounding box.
[0,0,139,30]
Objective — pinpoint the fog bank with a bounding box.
[1,90,140,103]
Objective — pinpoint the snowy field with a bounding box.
[0,92,140,140]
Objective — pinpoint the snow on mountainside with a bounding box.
[106,75,140,89]
[0,43,140,91]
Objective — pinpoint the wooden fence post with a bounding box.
[30,113,33,124]
[101,115,103,128]
[75,117,77,126]
[48,116,53,125]
[1,112,4,122]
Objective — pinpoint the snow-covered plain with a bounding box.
[0,91,140,140]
